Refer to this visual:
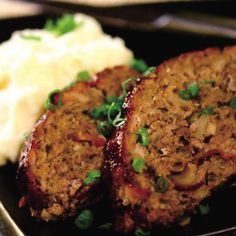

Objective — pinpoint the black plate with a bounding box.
[0,8,236,236]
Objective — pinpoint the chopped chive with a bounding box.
[83,178,96,186]
[56,15,80,35]
[44,19,54,32]
[178,90,191,100]
[97,120,112,138]
[20,34,41,41]
[23,132,30,140]
[44,89,63,111]
[229,96,236,109]
[131,58,148,73]
[91,104,109,119]
[118,77,136,103]
[178,82,199,100]
[137,127,149,146]
[132,157,146,173]
[107,102,121,123]
[76,70,91,82]
[198,106,214,115]
[155,176,169,193]
[44,14,83,36]
[98,222,112,230]
[84,170,101,185]
[104,96,121,105]
[199,80,215,87]
[91,76,135,134]
[88,170,101,178]
[121,77,136,98]
[84,172,100,186]
[74,209,94,230]
[112,116,125,127]
[143,66,155,76]
[135,228,151,236]
[198,204,210,215]
[187,83,199,98]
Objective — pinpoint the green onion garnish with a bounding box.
[93,102,125,131]
[131,58,148,73]
[119,77,136,101]
[44,14,83,36]
[198,106,214,115]
[187,83,199,97]
[23,132,30,140]
[143,66,155,76]
[97,120,112,138]
[135,228,151,236]
[76,70,91,82]
[112,116,125,127]
[74,209,94,230]
[229,96,236,109]
[20,35,41,41]
[155,176,169,193]
[178,82,199,100]
[132,157,146,173]
[199,80,215,87]
[104,96,121,105]
[44,89,63,111]
[107,102,121,123]
[91,76,136,138]
[198,204,210,215]
[44,19,54,32]
[98,222,112,230]
[84,170,101,185]
[178,90,191,100]
[91,104,110,119]
[137,127,149,146]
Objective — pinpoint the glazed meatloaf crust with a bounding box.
[17,66,140,221]
[105,47,236,233]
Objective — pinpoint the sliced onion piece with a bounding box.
[170,163,206,191]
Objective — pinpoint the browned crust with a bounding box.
[17,115,48,212]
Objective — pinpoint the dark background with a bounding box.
[1,1,236,235]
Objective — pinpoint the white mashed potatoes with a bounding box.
[0,14,133,165]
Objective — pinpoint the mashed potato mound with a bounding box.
[0,14,133,165]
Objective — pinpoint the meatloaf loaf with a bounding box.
[105,47,236,233]
[17,66,140,221]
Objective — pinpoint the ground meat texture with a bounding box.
[17,66,139,221]
[95,66,139,97]
[105,47,236,233]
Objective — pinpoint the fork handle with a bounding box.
[0,202,24,236]
[156,14,236,39]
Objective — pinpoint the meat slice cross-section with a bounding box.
[105,47,236,233]
[17,66,140,220]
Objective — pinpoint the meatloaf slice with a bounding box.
[105,47,236,233]
[17,66,139,221]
